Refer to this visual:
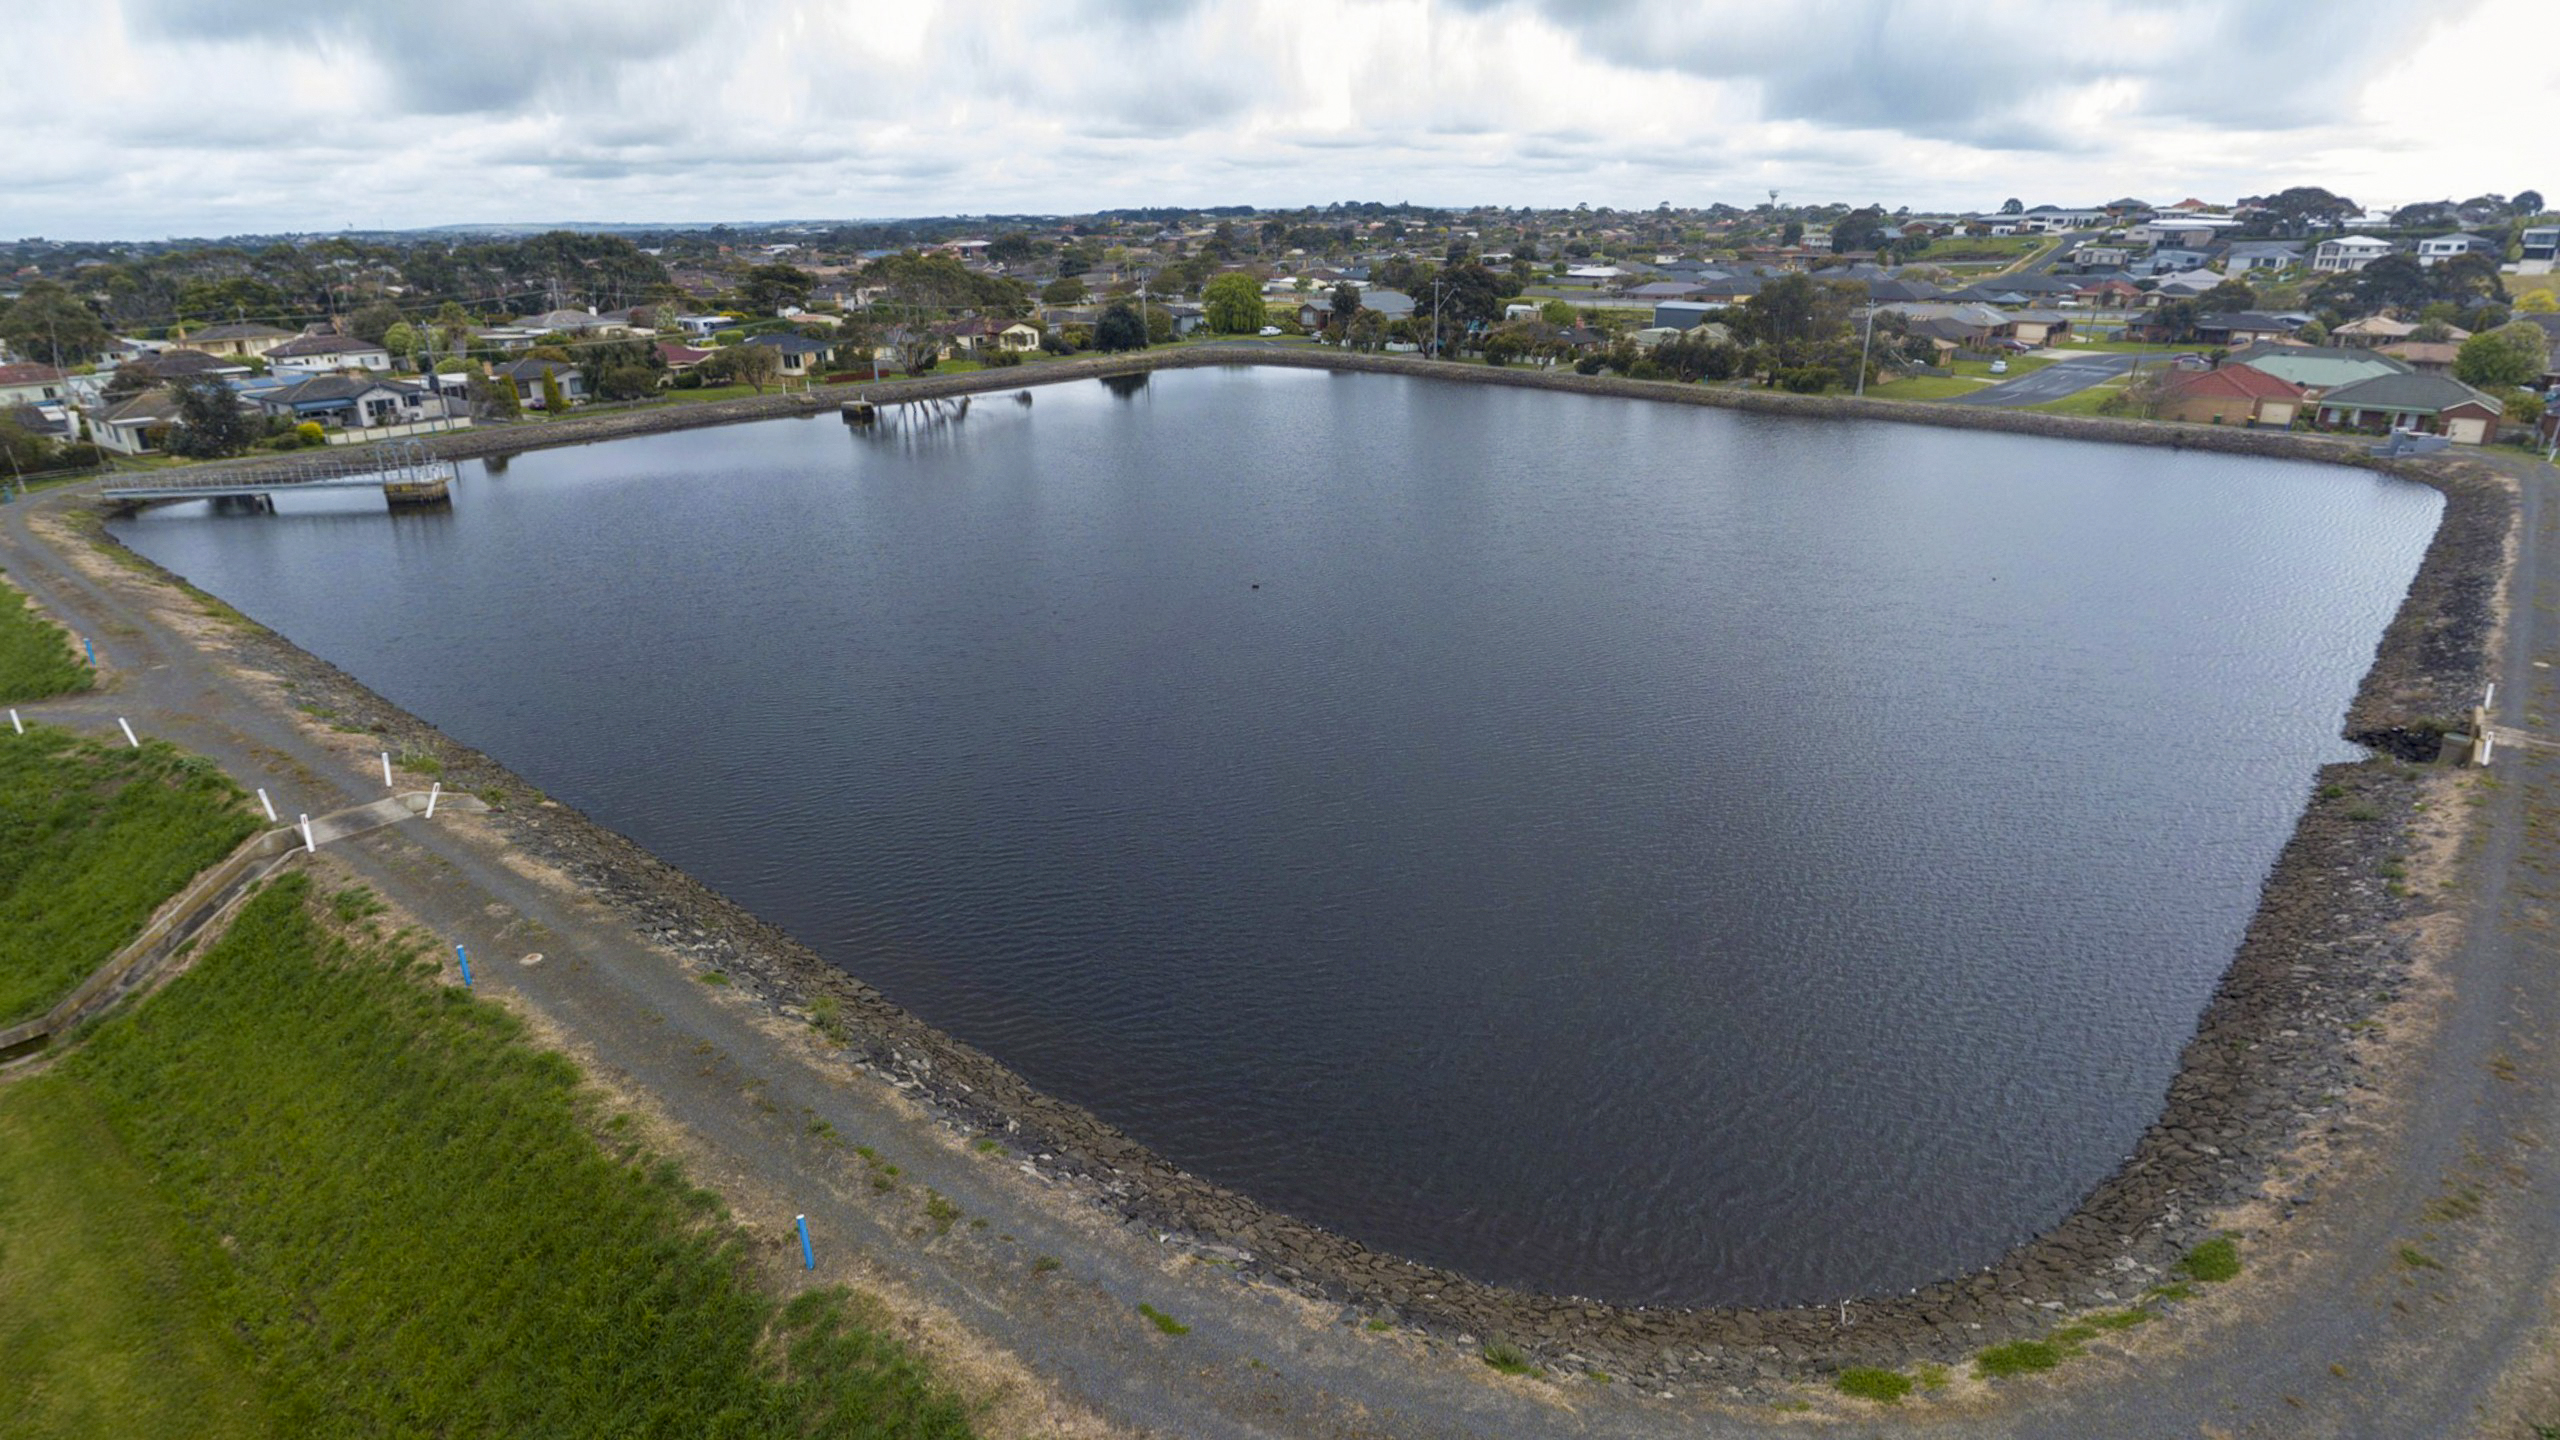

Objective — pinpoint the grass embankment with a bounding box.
[0,872,973,1439]
[0,579,93,702]
[0,727,255,1027]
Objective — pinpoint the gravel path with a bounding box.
[5,437,2555,1438]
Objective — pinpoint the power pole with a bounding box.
[1856,304,1876,396]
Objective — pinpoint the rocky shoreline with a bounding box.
[86,353,2515,1388]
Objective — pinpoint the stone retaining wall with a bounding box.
[86,349,2517,1388]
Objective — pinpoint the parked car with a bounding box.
[1258,326,1281,337]
[1988,359,2010,375]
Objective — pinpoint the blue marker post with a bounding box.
[84,636,95,666]
[796,1214,815,1270]
[454,943,473,987]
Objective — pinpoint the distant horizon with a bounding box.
[5,0,2549,243]
[3,192,2500,250]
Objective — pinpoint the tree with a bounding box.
[1831,208,1888,254]
[2195,278,2258,314]
[2454,326,2547,390]
[164,376,257,458]
[738,263,815,315]
[382,321,420,362]
[1040,276,1088,305]
[348,301,403,345]
[1092,302,1149,352]
[1201,272,1267,334]
[707,343,782,393]
[596,364,657,400]
[2518,289,2560,315]
[1999,198,2025,215]
[1780,220,1804,246]
[1330,281,1363,330]
[1538,298,1576,326]
[2517,190,2546,216]
[538,367,567,412]
[0,281,112,367]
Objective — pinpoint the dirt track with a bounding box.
[11,363,2560,1436]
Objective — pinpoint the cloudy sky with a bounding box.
[6,0,2552,239]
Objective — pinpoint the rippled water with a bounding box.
[114,368,2440,1306]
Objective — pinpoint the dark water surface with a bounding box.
[114,369,2440,1306]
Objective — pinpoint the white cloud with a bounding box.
[0,0,2549,237]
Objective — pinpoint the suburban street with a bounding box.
[1950,350,2147,405]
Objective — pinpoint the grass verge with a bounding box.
[0,577,93,702]
[0,725,255,1027]
[0,872,972,1438]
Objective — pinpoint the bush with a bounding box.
[1975,1339,2064,1379]
[2178,1235,2241,1282]
[985,348,1022,367]
[1777,365,1837,393]
[1574,354,1606,375]
[1836,1367,1914,1403]
[295,421,325,446]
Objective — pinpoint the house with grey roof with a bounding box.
[2315,372,2503,443]
[2220,242,2304,275]
[2223,343,2411,396]
[179,321,296,358]
[264,333,394,374]
[2414,233,2499,267]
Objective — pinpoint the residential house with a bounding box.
[517,307,637,338]
[2153,365,2306,427]
[2192,312,2307,347]
[1876,302,2015,347]
[7,399,76,447]
[263,334,394,374]
[672,314,734,339]
[467,325,546,352]
[93,387,189,455]
[2073,278,2145,309]
[2311,235,2396,273]
[654,340,714,374]
[254,375,451,432]
[1627,280,1710,302]
[2315,372,2503,443]
[2376,341,2462,375]
[2521,226,2560,273]
[2004,309,2076,347]
[2149,267,2224,297]
[494,358,587,408]
[179,322,295,358]
[2415,233,2499,267]
[1159,306,1205,339]
[2224,343,2411,398]
[0,362,66,406]
[1653,301,1721,330]
[2071,244,2132,269]
[2331,315,2417,348]
[742,333,835,375]
[2220,242,2304,274]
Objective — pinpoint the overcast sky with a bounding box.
[6,0,2552,240]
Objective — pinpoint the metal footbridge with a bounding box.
[101,440,457,507]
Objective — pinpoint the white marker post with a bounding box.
[8,708,20,735]
[298,813,316,853]
[2486,682,2497,713]
[381,751,394,788]
[424,782,441,819]
[257,787,278,822]
[117,717,140,748]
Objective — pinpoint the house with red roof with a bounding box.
[2153,363,2306,428]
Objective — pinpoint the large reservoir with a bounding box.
[112,367,2441,1307]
